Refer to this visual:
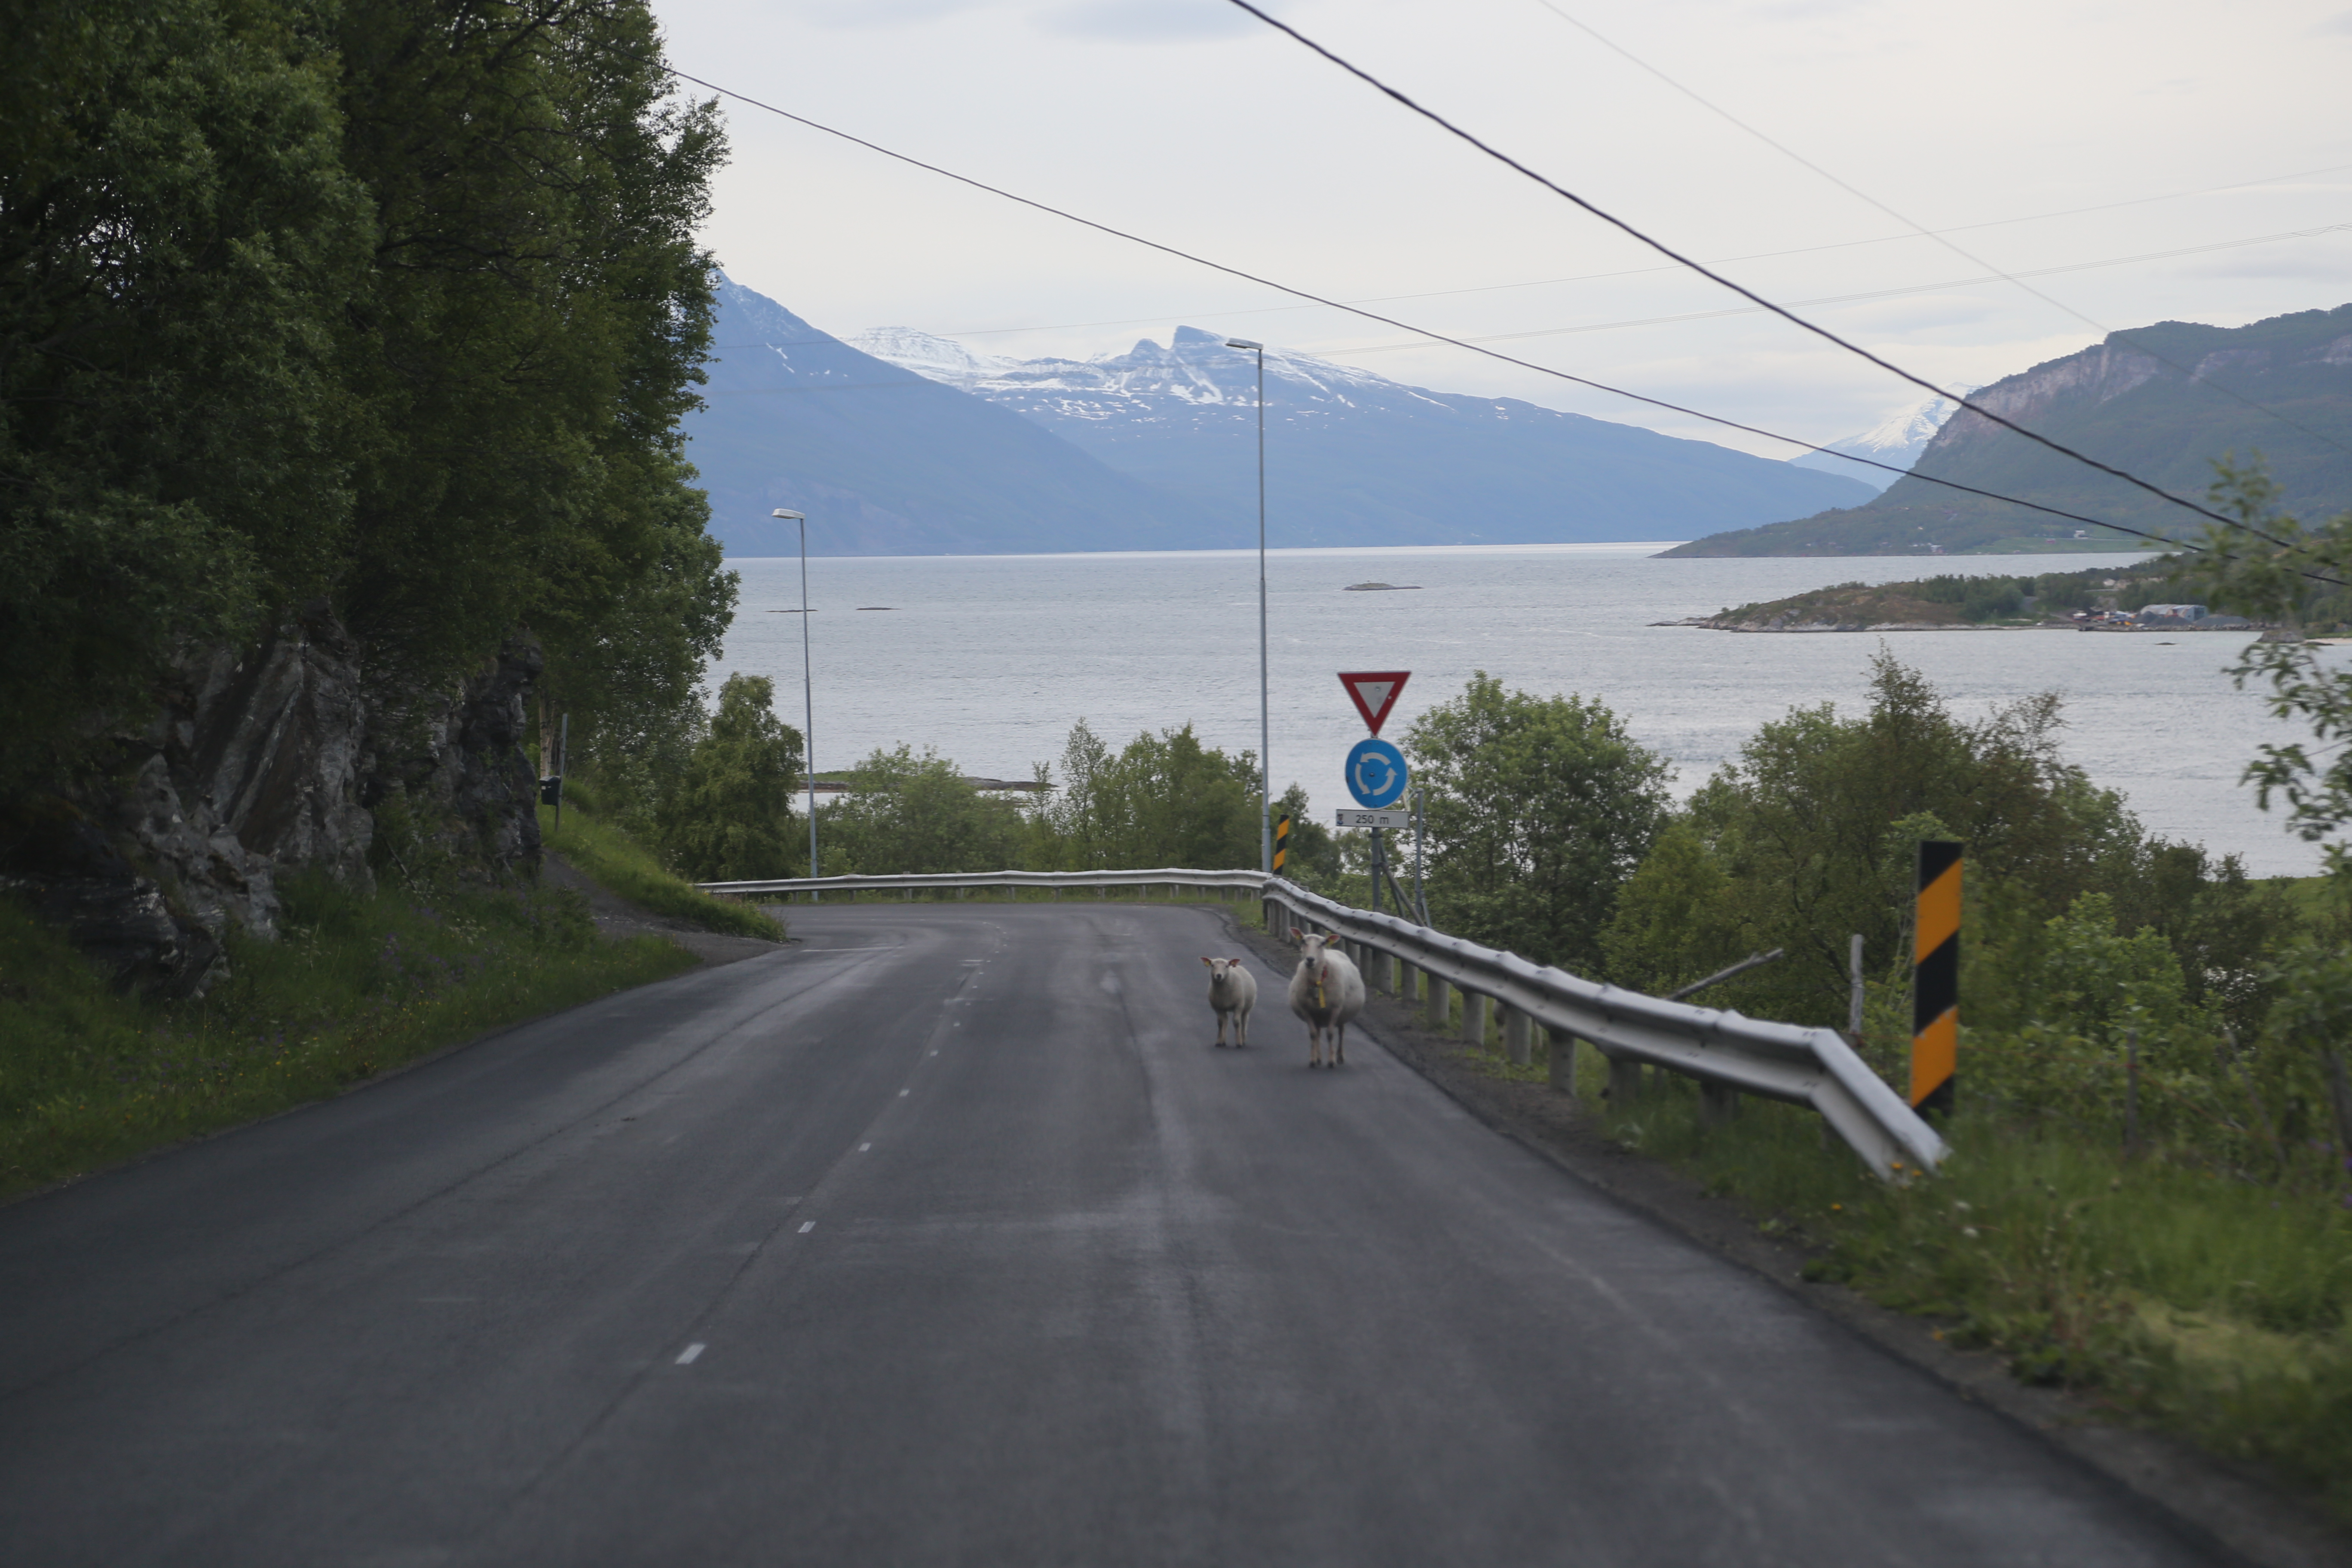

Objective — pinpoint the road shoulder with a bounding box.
[1226,913,2352,1568]
[540,850,785,968]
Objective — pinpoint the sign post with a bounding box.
[1912,840,1962,1115]
[1337,672,1411,918]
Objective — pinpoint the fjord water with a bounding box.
[714,544,2325,878]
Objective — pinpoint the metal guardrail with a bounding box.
[698,867,1265,899]
[1258,877,1947,1180]
[695,864,1945,1179]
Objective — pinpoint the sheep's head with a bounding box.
[1203,957,1242,982]
[1294,932,1334,967]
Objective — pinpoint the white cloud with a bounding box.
[665,0,2352,444]
[798,0,998,27]
[1035,0,1258,40]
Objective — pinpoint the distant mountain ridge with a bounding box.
[1668,305,2352,557]
[1788,388,1976,493]
[847,324,1875,547]
[684,279,1225,557]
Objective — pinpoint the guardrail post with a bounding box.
[1701,1082,1740,1127]
[1607,1052,1643,1106]
[1425,973,1450,1030]
[1396,958,1416,1001]
[1461,989,1488,1046]
[1545,1028,1576,1098]
[1502,1005,1527,1064]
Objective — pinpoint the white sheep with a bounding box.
[1287,930,1366,1069]
[1201,956,1257,1048]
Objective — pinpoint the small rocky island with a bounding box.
[1661,562,2184,632]
[1344,581,1422,592]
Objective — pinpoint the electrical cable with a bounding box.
[1306,220,2352,357]
[1218,0,2304,550]
[708,162,2352,349]
[640,56,2339,580]
[707,214,2352,358]
[1518,0,2350,456]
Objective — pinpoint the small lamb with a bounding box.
[1202,956,1257,1048]
[1287,930,1367,1069]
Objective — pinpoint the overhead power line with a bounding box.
[707,216,2352,359]
[1307,220,2352,358]
[637,55,2337,576]
[1218,0,2299,550]
[1517,0,2352,458]
[717,160,2352,348]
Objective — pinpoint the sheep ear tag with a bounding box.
[1338,671,1411,736]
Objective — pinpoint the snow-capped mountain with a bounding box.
[849,325,1875,547]
[1788,388,1979,493]
[683,278,1216,556]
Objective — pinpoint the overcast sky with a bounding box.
[651,0,2352,454]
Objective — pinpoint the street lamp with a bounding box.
[773,508,819,897]
[1226,337,1270,876]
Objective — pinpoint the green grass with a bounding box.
[0,873,696,1199]
[767,883,1260,913]
[537,804,784,940]
[1596,1075,2352,1518]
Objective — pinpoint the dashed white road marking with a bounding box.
[859,1142,872,1152]
[899,1088,910,1096]
[677,1344,705,1365]
[799,1220,816,1234]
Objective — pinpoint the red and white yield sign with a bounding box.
[1338,671,1411,736]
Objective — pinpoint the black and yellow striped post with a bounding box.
[1912,840,1962,1115]
[1273,814,1291,875]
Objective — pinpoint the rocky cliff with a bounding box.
[3,607,545,998]
[1665,303,2352,557]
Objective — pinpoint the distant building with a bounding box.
[2134,603,2208,623]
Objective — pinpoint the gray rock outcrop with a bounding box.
[361,635,545,880]
[6,607,542,998]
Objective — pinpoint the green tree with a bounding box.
[331,0,729,697]
[2177,460,2352,867]
[816,747,1027,876]
[1271,782,1339,888]
[0,0,733,825]
[1598,821,1747,995]
[1677,653,2156,1026]
[0,0,372,788]
[1403,673,1670,972]
[658,675,802,882]
[1031,720,1263,870]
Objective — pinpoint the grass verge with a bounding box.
[1592,1072,2352,1521]
[536,804,784,940]
[0,872,695,1200]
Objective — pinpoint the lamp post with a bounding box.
[1225,337,1269,876]
[772,508,818,897]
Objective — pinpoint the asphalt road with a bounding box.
[0,902,2233,1566]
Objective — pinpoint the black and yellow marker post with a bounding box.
[1912,839,1962,1115]
[1273,814,1291,875]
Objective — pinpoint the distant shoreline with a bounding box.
[723,541,1688,563]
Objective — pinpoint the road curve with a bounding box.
[0,902,2229,1566]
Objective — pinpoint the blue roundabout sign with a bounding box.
[1344,738,1409,808]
